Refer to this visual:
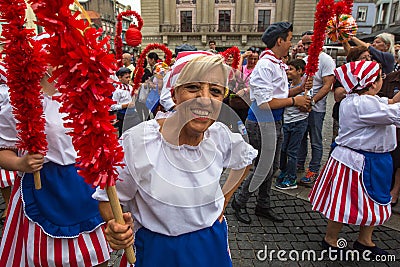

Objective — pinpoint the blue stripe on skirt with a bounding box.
[134,218,232,267]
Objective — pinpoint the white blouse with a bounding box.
[336,94,400,152]
[93,112,257,236]
[110,84,133,111]
[0,91,77,166]
[0,84,17,148]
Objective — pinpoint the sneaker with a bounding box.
[300,170,318,185]
[276,178,297,190]
[275,171,287,186]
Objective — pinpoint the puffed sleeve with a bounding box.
[0,86,17,149]
[212,122,258,170]
[249,63,275,105]
[357,96,400,127]
[92,161,139,206]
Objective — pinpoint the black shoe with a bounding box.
[231,198,251,224]
[353,240,388,256]
[255,206,283,222]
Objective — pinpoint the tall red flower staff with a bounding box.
[30,0,135,263]
[304,0,335,80]
[115,10,143,67]
[0,0,48,190]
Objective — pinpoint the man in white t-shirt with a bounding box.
[297,33,336,185]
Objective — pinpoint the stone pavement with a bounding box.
[1,92,400,266]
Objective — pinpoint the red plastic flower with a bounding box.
[0,0,48,155]
[30,0,124,188]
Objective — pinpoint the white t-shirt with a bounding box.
[303,52,335,113]
[93,112,257,236]
[336,94,400,152]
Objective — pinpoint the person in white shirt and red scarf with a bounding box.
[231,22,311,224]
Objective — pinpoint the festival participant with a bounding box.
[231,22,311,224]
[275,59,309,190]
[94,52,257,267]
[0,67,110,266]
[122,52,135,79]
[351,33,395,74]
[309,60,400,256]
[111,67,136,136]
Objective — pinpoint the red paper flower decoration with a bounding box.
[0,0,48,155]
[115,10,143,67]
[305,0,354,76]
[220,46,241,70]
[30,0,124,189]
[132,43,173,93]
[305,0,335,77]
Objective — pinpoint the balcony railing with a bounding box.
[372,23,386,32]
[160,24,267,33]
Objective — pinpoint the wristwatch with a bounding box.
[310,98,315,107]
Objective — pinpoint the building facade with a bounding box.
[352,1,377,35]
[141,0,317,52]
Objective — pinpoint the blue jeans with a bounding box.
[297,111,325,173]
[280,118,308,178]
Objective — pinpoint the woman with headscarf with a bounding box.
[0,67,110,266]
[93,52,257,266]
[309,60,400,256]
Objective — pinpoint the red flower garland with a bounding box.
[115,10,143,67]
[220,46,241,70]
[305,0,354,76]
[132,43,173,93]
[30,0,124,189]
[0,0,48,155]
[305,0,335,77]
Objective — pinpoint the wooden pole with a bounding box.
[34,171,41,190]
[106,186,136,264]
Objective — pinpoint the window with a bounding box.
[218,10,231,32]
[258,10,271,32]
[180,11,192,32]
[391,2,398,23]
[357,6,368,22]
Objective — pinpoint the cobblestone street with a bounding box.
[1,92,400,266]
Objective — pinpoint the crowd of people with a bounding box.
[0,18,400,266]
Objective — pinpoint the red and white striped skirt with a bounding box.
[309,156,391,226]
[0,169,16,188]
[0,177,110,266]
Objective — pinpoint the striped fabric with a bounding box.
[0,62,7,84]
[309,156,391,226]
[165,51,214,92]
[0,177,110,266]
[0,169,16,188]
[334,61,380,93]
